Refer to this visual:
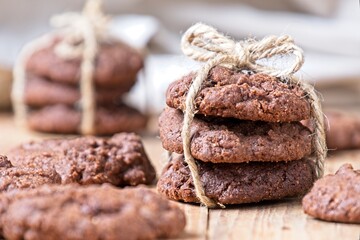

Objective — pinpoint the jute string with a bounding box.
[12,0,108,135]
[180,23,327,208]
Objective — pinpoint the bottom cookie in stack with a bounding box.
[157,155,316,205]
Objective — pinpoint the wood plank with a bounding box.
[174,204,208,240]
[207,152,360,240]
[143,137,209,240]
[0,113,67,152]
[208,200,360,240]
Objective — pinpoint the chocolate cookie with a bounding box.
[26,36,143,88]
[325,111,360,150]
[302,164,360,223]
[27,104,147,135]
[0,184,186,240]
[157,155,315,205]
[0,156,61,191]
[24,75,132,107]
[166,66,310,122]
[7,133,156,187]
[159,107,312,163]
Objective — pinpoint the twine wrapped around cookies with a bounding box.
[12,0,108,135]
[180,23,327,208]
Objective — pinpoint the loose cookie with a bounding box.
[157,155,315,205]
[0,184,186,240]
[166,66,310,122]
[6,133,156,188]
[325,111,360,150]
[159,107,312,163]
[302,164,360,223]
[27,104,147,135]
[0,156,61,191]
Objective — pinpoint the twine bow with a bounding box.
[181,23,305,78]
[51,0,109,60]
[179,23,326,208]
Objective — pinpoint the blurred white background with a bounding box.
[0,0,359,112]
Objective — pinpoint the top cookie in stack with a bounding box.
[13,1,147,135]
[167,66,310,123]
[157,65,317,205]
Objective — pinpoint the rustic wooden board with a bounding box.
[0,113,359,240]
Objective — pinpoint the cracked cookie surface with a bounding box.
[5,133,156,189]
[166,66,310,122]
[157,155,315,204]
[159,107,312,163]
[0,184,186,240]
[302,164,360,223]
[0,156,61,191]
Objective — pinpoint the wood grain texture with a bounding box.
[0,113,359,240]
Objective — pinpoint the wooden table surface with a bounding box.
[0,113,359,240]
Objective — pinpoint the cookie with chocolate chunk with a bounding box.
[0,156,61,191]
[159,107,312,163]
[26,36,143,88]
[302,164,360,223]
[157,155,315,205]
[166,66,310,122]
[0,184,186,240]
[27,104,147,135]
[7,133,156,187]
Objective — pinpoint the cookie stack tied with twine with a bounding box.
[12,0,147,135]
[157,23,327,208]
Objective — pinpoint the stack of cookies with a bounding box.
[21,37,147,135]
[157,66,316,205]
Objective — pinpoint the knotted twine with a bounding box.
[180,23,327,208]
[12,0,108,135]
